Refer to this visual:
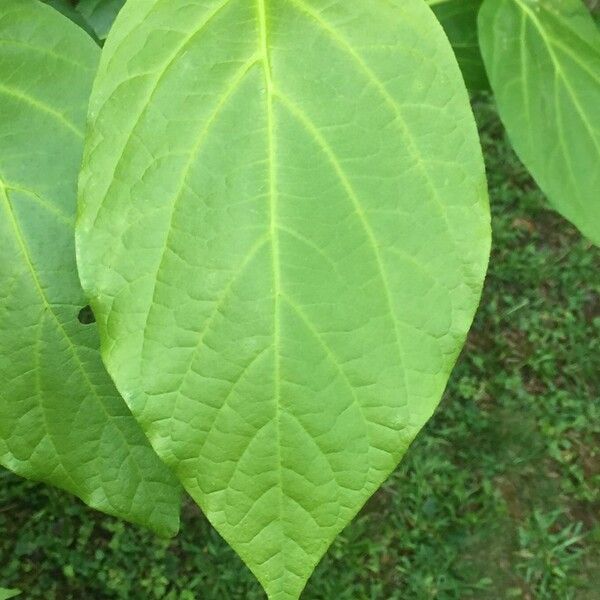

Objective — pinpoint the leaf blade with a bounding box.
[76,0,125,41]
[479,0,600,245]
[427,0,489,90]
[78,0,490,596]
[0,0,180,537]
[42,0,102,43]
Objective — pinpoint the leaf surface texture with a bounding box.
[0,0,180,537]
[479,0,600,245]
[77,0,491,596]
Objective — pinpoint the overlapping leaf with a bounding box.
[77,0,490,597]
[427,0,489,90]
[77,0,125,41]
[42,0,101,42]
[479,0,600,245]
[0,0,180,536]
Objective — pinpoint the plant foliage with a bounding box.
[0,0,180,537]
[479,0,600,246]
[427,0,489,90]
[0,0,598,598]
[76,0,125,41]
[75,1,490,596]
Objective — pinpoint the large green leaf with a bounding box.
[479,0,600,245]
[77,0,490,596]
[0,0,180,537]
[76,0,125,40]
[427,0,489,90]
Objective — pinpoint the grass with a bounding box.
[1,96,598,600]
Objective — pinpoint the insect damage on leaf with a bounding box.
[78,305,96,325]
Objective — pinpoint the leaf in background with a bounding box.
[479,0,600,245]
[0,0,180,537]
[77,0,490,596]
[0,589,21,600]
[76,0,125,41]
[42,0,101,43]
[586,0,600,23]
[427,0,489,90]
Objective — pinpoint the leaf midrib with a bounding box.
[92,0,475,433]
[257,0,286,569]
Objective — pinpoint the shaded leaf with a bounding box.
[42,0,101,43]
[0,0,180,537]
[427,0,489,90]
[77,0,490,597]
[76,0,125,41]
[479,0,600,245]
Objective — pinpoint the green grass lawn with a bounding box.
[1,96,598,600]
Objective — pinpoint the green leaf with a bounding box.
[586,0,600,23]
[76,0,125,41]
[427,0,489,90]
[0,0,180,537]
[479,0,600,245]
[42,0,102,43]
[0,589,21,600]
[77,0,490,596]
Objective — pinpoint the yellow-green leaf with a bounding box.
[0,0,180,537]
[77,0,490,596]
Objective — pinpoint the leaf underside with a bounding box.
[479,0,600,245]
[0,0,180,537]
[77,0,490,597]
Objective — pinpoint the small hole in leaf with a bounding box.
[78,305,96,325]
